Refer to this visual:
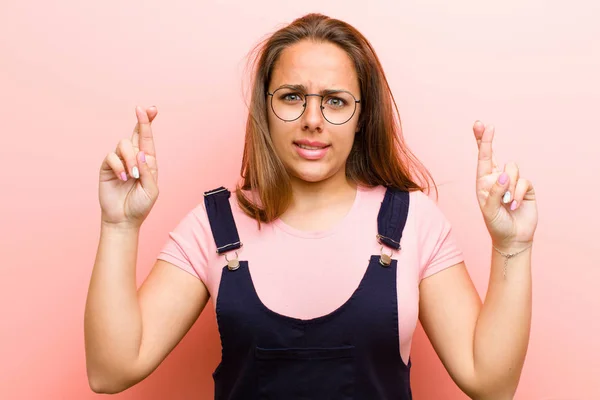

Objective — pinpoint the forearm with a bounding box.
[84,222,143,391]
[472,243,533,398]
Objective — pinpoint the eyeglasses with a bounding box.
[267,86,361,125]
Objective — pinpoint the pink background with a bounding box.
[1,0,599,398]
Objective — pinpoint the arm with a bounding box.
[418,121,537,399]
[84,223,209,394]
[419,246,532,399]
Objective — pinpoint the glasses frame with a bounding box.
[266,87,361,126]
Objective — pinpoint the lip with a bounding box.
[294,139,329,148]
[293,140,330,160]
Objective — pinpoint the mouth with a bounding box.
[293,141,331,160]
[295,143,330,150]
[293,139,330,148]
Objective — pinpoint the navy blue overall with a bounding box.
[203,186,412,400]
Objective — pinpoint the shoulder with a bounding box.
[407,189,456,246]
[408,188,440,211]
[173,185,247,232]
[358,185,437,211]
[348,185,442,220]
[376,187,451,231]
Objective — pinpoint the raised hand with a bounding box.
[99,106,160,229]
[473,121,538,251]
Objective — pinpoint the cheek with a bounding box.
[339,133,356,154]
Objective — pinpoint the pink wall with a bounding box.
[1,0,599,398]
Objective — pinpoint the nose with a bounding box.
[301,95,324,133]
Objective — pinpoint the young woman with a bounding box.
[85,13,538,399]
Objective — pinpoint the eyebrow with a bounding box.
[276,84,350,96]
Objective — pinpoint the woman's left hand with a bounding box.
[473,121,538,252]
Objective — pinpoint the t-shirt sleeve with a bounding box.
[156,202,211,284]
[415,192,464,280]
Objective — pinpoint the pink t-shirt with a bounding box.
[157,185,464,365]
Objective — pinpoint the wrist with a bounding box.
[101,220,142,234]
[491,240,533,255]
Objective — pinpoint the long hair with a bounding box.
[236,13,437,224]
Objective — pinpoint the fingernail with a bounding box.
[503,191,511,204]
[120,172,127,181]
[498,172,509,185]
[510,200,518,211]
[132,166,140,179]
[139,151,146,163]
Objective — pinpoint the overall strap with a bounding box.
[203,187,243,254]
[376,187,410,250]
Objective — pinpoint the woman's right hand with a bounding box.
[99,106,160,229]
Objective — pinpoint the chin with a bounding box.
[288,164,340,184]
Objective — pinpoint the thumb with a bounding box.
[486,171,510,214]
[137,151,158,196]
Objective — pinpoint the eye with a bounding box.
[280,92,304,102]
[325,96,347,108]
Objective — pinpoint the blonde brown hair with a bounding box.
[236,13,437,224]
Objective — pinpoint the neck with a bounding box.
[288,172,357,213]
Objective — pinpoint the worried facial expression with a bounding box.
[267,40,361,184]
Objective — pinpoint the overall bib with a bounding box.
[203,186,412,400]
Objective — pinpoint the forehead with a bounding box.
[270,40,359,93]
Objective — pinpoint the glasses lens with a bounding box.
[321,91,356,125]
[270,88,357,124]
[271,88,306,121]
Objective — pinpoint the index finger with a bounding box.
[474,121,496,179]
[132,106,157,156]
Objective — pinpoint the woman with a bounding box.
[85,13,537,399]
